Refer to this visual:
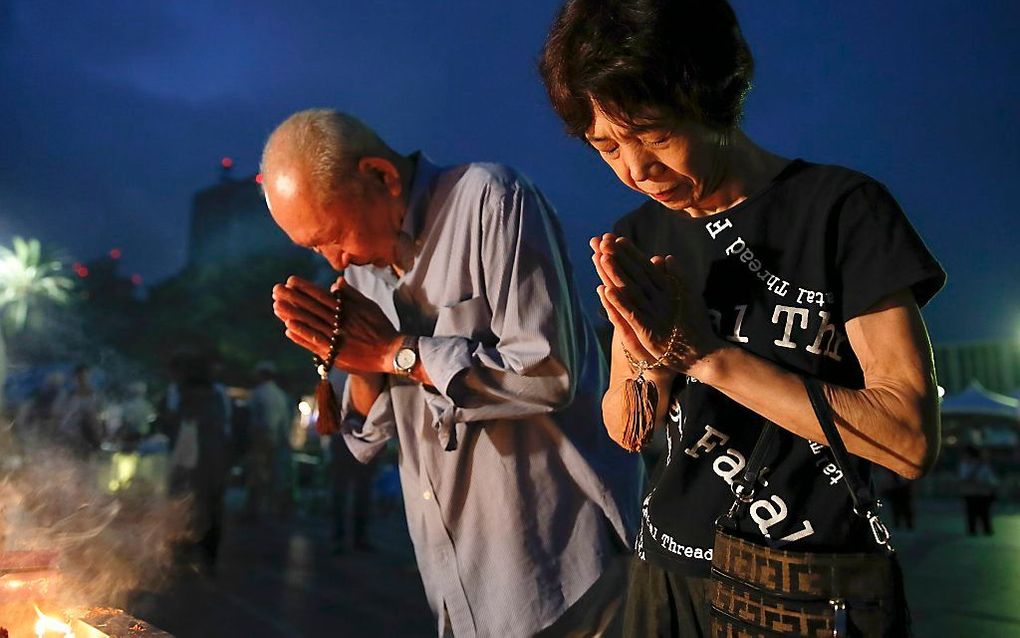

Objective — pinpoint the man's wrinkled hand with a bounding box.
[272,276,338,362]
[330,277,400,374]
[272,275,400,375]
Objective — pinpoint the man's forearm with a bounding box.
[348,373,386,417]
[408,334,584,425]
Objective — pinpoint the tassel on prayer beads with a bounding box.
[315,373,342,436]
[618,273,682,453]
[621,366,658,452]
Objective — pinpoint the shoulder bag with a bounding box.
[709,377,911,637]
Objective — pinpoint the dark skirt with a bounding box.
[623,558,711,637]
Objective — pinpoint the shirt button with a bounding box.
[423,491,432,500]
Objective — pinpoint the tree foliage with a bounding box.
[126,252,325,394]
[0,237,74,333]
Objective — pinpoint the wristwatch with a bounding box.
[393,335,420,376]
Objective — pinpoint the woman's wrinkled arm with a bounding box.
[689,289,940,479]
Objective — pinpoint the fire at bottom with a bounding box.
[3,606,171,637]
[1,552,170,637]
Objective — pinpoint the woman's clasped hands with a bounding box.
[591,233,720,373]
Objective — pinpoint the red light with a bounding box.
[109,248,122,259]
[131,274,143,286]
[221,157,234,169]
[254,172,263,184]
[74,265,89,278]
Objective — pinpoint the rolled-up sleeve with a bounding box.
[336,371,395,463]
[417,178,579,428]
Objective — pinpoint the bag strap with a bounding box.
[803,377,872,512]
[802,376,894,552]
[732,423,779,501]
[719,377,894,552]
[719,422,779,525]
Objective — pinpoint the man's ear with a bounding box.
[357,156,402,198]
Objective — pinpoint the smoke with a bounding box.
[0,419,193,630]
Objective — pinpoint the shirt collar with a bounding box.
[401,151,441,243]
[365,152,439,286]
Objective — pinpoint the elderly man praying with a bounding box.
[263,109,639,637]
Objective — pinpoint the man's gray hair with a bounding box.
[261,109,390,205]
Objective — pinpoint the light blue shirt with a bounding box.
[338,154,640,638]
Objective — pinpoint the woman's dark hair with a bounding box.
[539,0,754,137]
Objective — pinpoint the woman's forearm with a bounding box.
[689,344,938,479]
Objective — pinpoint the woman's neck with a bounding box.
[686,130,788,217]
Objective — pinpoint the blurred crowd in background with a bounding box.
[5,352,401,575]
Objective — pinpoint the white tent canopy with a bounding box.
[941,381,1020,419]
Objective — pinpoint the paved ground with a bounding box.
[896,500,1020,638]
[124,498,1020,637]
[127,506,435,638]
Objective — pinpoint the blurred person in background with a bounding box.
[58,364,104,456]
[244,360,294,520]
[116,381,156,441]
[15,371,65,443]
[165,362,234,437]
[874,465,916,531]
[326,371,379,554]
[158,351,230,574]
[959,445,998,536]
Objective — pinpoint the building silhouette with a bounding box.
[187,161,304,267]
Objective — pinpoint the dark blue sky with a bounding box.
[0,1,1017,344]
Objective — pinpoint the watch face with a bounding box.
[396,348,417,370]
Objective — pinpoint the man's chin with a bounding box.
[339,255,368,268]
[337,252,392,269]
[345,257,390,269]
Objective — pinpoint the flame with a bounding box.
[33,606,74,637]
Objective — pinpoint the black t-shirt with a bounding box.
[614,160,946,577]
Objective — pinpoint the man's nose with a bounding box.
[328,252,347,271]
[316,246,345,271]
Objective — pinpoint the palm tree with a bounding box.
[0,237,74,416]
